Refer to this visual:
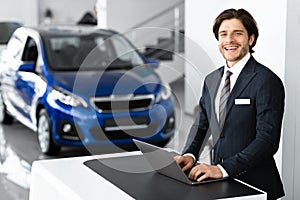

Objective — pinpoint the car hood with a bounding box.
[50,67,162,97]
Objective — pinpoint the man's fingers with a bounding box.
[197,173,208,182]
[175,155,183,162]
[188,164,223,182]
[181,164,192,172]
[188,164,210,181]
[189,167,201,180]
[175,156,185,167]
[175,155,194,172]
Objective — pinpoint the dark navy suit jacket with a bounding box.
[184,56,285,199]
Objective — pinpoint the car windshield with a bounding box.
[43,33,145,71]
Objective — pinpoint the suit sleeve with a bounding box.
[220,72,285,177]
[182,81,210,159]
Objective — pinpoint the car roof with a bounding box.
[26,25,118,38]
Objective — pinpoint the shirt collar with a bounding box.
[224,53,251,75]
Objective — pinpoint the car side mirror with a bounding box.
[19,62,35,72]
[145,58,160,68]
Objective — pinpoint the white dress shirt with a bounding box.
[215,53,251,121]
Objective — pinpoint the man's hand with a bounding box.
[188,163,223,182]
[175,155,194,172]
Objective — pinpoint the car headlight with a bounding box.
[50,86,88,108]
[156,82,172,103]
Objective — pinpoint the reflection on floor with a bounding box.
[0,125,31,200]
[0,78,198,200]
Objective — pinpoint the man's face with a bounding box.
[218,18,254,68]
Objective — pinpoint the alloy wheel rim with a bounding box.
[38,115,50,153]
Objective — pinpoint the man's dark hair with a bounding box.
[212,8,259,54]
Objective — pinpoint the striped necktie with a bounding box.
[219,70,233,127]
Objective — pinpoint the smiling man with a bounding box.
[176,8,285,200]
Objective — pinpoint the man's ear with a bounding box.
[249,34,255,46]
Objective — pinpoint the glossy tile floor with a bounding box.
[0,78,196,200]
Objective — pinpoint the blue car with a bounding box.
[0,26,175,155]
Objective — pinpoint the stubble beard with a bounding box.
[220,45,249,65]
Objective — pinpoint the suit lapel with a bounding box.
[206,67,223,143]
[208,67,223,116]
[225,57,257,119]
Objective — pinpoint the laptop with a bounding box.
[133,139,226,185]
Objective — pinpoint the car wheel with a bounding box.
[0,92,14,124]
[37,109,61,155]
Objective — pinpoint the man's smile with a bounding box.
[224,46,239,51]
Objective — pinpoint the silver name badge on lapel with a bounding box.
[235,98,251,105]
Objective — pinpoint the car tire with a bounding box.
[37,109,61,155]
[0,92,14,124]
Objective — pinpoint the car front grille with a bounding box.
[90,94,154,113]
[89,122,159,140]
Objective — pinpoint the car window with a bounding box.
[22,37,38,62]
[43,33,144,71]
[109,35,144,67]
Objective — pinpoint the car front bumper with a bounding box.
[47,97,176,147]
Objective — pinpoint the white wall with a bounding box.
[282,0,300,199]
[0,0,38,26]
[184,0,287,188]
[104,0,183,33]
[39,0,97,25]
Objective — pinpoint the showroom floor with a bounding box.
[0,77,197,200]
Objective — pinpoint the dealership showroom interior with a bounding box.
[0,0,299,199]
